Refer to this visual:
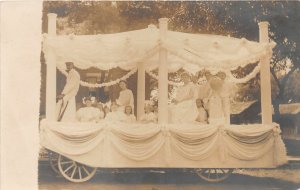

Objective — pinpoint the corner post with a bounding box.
[259,21,272,124]
[158,18,169,124]
[137,62,145,120]
[46,13,57,120]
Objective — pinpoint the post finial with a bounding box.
[47,13,57,19]
[159,18,169,24]
[258,21,269,29]
[47,13,57,36]
[258,21,269,43]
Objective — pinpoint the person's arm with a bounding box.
[62,71,80,96]
[129,90,134,108]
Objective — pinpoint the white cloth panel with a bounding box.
[40,120,287,168]
[43,28,275,74]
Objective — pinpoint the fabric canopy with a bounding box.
[40,120,287,168]
[42,26,275,74]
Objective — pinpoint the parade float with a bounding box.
[40,13,287,183]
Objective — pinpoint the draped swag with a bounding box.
[40,120,287,168]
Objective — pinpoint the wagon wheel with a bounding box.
[48,150,60,174]
[195,168,233,182]
[58,155,97,183]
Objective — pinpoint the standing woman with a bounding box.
[169,72,198,123]
[206,71,231,125]
[116,80,134,112]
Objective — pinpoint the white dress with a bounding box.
[56,69,80,122]
[207,80,232,125]
[76,107,102,123]
[116,89,134,111]
[105,111,127,122]
[124,114,136,123]
[169,82,198,123]
[139,112,157,123]
[195,107,208,124]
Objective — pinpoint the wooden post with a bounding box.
[158,18,169,124]
[46,13,57,120]
[137,62,145,120]
[259,21,272,124]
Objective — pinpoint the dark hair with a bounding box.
[119,80,127,85]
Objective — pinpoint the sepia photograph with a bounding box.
[1,1,300,190]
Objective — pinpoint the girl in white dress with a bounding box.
[195,98,208,124]
[105,104,127,122]
[76,97,102,123]
[116,80,134,112]
[139,101,157,123]
[169,72,198,123]
[124,105,136,123]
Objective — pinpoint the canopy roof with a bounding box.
[43,26,275,74]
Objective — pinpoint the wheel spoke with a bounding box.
[71,166,77,178]
[82,166,90,176]
[78,167,82,179]
[64,163,75,173]
[207,170,211,179]
[60,161,73,165]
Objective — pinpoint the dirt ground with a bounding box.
[236,169,300,184]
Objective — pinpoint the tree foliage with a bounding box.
[43,1,300,107]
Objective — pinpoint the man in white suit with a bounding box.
[56,62,80,121]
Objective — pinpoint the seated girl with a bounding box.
[76,97,102,123]
[123,105,136,123]
[195,98,208,124]
[139,101,157,124]
[104,103,127,122]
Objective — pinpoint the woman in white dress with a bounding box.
[169,72,198,123]
[124,105,136,123]
[116,80,134,112]
[206,71,231,125]
[76,97,102,123]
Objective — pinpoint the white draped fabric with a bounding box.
[42,28,275,74]
[40,120,287,168]
[169,82,198,123]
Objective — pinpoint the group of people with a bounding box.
[76,96,158,124]
[169,71,231,125]
[56,62,230,125]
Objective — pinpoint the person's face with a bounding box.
[66,63,74,72]
[85,100,92,107]
[111,105,118,112]
[125,106,132,115]
[119,82,127,90]
[205,72,212,81]
[182,74,190,84]
[144,105,152,113]
[196,99,202,108]
[217,72,226,80]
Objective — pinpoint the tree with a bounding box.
[42,1,300,110]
